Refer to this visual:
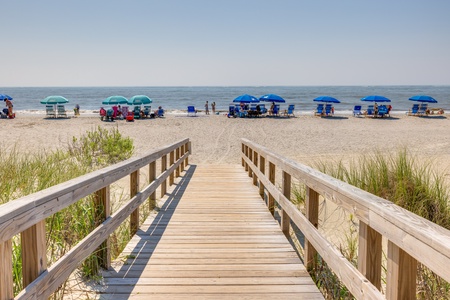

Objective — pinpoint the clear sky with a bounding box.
[2,0,450,87]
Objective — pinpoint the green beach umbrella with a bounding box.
[40,96,69,105]
[102,96,129,105]
[128,95,152,105]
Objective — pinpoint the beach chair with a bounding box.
[157,108,164,117]
[187,106,197,117]
[377,105,389,117]
[418,103,428,116]
[57,105,67,118]
[353,105,362,117]
[144,106,152,118]
[122,106,129,118]
[284,104,295,117]
[408,104,419,116]
[272,105,280,116]
[366,105,374,117]
[112,106,119,119]
[46,105,56,118]
[324,104,334,116]
[235,106,247,118]
[228,105,236,118]
[259,104,267,114]
[133,106,141,119]
[314,104,324,116]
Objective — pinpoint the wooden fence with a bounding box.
[0,139,190,300]
[241,138,450,300]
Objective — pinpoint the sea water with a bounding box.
[1,86,449,115]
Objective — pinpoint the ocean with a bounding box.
[1,86,449,115]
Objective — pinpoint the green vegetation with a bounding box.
[293,149,450,299]
[0,126,136,297]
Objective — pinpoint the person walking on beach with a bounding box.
[205,101,209,115]
[211,102,216,114]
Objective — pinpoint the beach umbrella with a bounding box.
[233,94,259,103]
[408,95,437,103]
[128,95,152,105]
[361,95,391,102]
[40,96,69,105]
[313,96,341,103]
[259,94,286,103]
[0,94,13,101]
[102,95,128,105]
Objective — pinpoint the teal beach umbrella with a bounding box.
[128,95,152,105]
[102,96,128,105]
[40,96,69,104]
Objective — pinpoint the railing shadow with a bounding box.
[100,164,197,293]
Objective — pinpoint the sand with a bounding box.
[2,113,450,173]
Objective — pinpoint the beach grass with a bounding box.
[1,126,136,297]
[291,149,450,298]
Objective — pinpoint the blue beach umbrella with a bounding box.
[259,94,286,103]
[128,95,152,105]
[233,94,259,103]
[0,94,13,101]
[361,95,391,102]
[40,96,69,104]
[314,96,341,103]
[102,95,128,105]
[408,95,437,103]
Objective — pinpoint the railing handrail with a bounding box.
[0,138,191,300]
[241,138,450,299]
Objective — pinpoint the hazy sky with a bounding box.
[2,0,450,87]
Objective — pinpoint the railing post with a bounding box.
[149,161,156,210]
[21,220,47,287]
[176,147,180,177]
[281,171,291,236]
[161,154,167,197]
[305,187,319,271]
[180,144,185,172]
[252,151,258,186]
[94,186,111,269]
[268,162,275,215]
[386,241,417,300]
[186,141,191,166]
[241,143,245,167]
[247,148,253,178]
[169,150,175,186]
[130,170,140,236]
[0,240,13,300]
[244,145,249,172]
[259,156,265,199]
[358,221,382,290]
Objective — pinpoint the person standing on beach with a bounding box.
[211,102,216,114]
[205,101,209,115]
[74,104,80,116]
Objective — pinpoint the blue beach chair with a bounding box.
[284,104,295,117]
[408,104,419,116]
[324,104,333,116]
[315,104,324,116]
[353,105,362,117]
[187,106,196,117]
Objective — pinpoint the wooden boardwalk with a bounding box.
[98,164,323,299]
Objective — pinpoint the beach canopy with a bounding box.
[128,95,152,105]
[233,94,259,103]
[40,96,69,104]
[408,95,437,103]
[0,94,13,100]
[102,95,128,105]
[361,95,391,102]
[259,94,285,103]
[314,96,341,103]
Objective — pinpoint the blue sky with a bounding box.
[2,0,450,86]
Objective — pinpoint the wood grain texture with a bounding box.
[97,164,323,299]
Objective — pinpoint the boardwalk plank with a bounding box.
[97,164,323,299]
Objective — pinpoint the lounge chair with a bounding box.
[366,105,374,117]
[324,104,334,116]
[418,103,428,116]
[235,106,247,118]
[259,104,267,114]
[270,104,280,116]
[133,106,141,119]
[314,104,324,116]
[157,108,164,117]
[377,105,389,117]
[106,108,114,121]
[121,106,129,118]
[353,105,362,117]
[57,105,67,118]
[408,104,419,116]
[144,106,152,118]
[46,105,56,118]
[187,106,197,117]
[284,104,295,117]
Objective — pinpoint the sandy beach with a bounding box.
[2,112,450,178]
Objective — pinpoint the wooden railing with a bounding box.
[0,139,191,300]
[241,138,450,300]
